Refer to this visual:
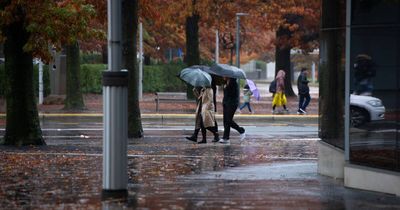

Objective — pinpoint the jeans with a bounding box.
[298,93,311,111]
[239,102,252,112]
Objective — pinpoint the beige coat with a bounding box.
[195,87,216,128]
[276,70,286,93]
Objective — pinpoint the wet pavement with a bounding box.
[1,116,400,209]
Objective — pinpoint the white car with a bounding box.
[350,94,385,127]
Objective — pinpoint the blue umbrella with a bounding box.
[179,67,212,87]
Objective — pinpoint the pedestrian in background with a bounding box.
[353,54,375,96]
[219,77,246,144]
[297,68,311,114]
[239,84,253,114]
[272,70,289,114]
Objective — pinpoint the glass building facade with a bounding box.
[349,0,400,172]
[320,0,400,173]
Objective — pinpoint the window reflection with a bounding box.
[349,0,400,172]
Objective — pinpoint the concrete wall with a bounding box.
[317,140,345,179]
[50,54,67,95]
[345,163,400,196]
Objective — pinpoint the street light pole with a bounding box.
[236,13,248,68]
[215,30,219,64]
[102,0,128,198]
[139,22,143,100]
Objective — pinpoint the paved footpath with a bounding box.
[1,117,400,209]
[1,87,400,209]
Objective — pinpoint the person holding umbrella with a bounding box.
[219,77,246,144]
[179,67,219,143]
[186,86,219,143]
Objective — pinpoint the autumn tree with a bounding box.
[0,0,99,146]
[140,1,275,65]
[64,42,85,110]
[257,0,320,96]
[122,0,143,138]
[64,0,106,110]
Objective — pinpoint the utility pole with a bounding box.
[139,22,143,100]
[215,30,219,64]
[38,60,43,105]
[235,13,248,68]
[102,0,128,198]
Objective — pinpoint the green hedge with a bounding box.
[143,63,187,92]
[79,63,188,93]
[80,64,106,93]
[81,53,103,64]
[0,63,189,96]
[0,64,51,97]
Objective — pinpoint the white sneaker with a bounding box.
[299,108,307,114]
[240,132,246,141]
[218,138,230,144]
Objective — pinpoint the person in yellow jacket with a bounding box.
[272,70,289,114]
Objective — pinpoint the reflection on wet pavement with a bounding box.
[0,118,400,209]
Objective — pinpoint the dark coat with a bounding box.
[223,78,239,106]
[297,71,310,95]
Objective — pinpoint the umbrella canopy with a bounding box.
[179,67,212,87]
[205,63,247,79]
[246,79,260,101]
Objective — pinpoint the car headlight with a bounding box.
[367,100,382,107]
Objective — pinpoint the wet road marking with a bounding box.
[43,135,102,139]
[2,152,317,160]
[0,125,319,132]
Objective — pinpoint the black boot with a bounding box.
[186,128,199,142]
[212,132,220,143]
[198,129,207,144]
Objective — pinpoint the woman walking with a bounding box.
[272,70,289,114]
[186,87,219,144]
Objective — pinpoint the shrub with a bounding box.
[0,62,190,96]
[81,64,106,93]
[81,53,103,64]
[0,63,50,97]
[143,63,187,92]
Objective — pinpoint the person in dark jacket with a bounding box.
[219,77,245,144]
[297,68,310,114]
[353,54,374,95]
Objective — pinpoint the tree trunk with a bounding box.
[185,14,200,99]
[64,41,85,110]
[318,0,345,148]
[122,0,143,138]
[185,14,200,66]
[101,43,107,64]
[275,29,296,96]
[3,7,44,146]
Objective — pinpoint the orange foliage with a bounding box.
[0,0,104,62]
